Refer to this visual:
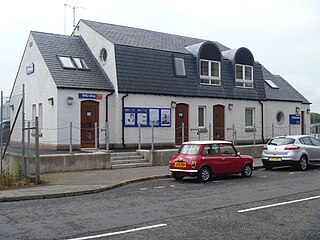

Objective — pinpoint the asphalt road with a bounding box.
[0,166,319,240]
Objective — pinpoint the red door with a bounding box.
[175,103,189,145]
[81,101,99,148]
[213,105,225,140]
[301,111,305,134]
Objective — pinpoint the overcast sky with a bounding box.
[1,0,319,111]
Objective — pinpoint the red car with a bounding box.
[169,141,254,182]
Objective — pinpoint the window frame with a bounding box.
[235,64,253,88]
[198,106,206,128]
[57,56,76,69]
[200,59,221,85]
[245,108,255,129]
[173,57,186,77]
[72,57,90,70]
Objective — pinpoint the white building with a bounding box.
[10,20,311,149]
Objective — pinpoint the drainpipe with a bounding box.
[259,101,265,143]
[105,91,114,122]
[122,93,129,148]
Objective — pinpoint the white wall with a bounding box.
[10,34,58,145]
[263,101,310,139]
[57,89,108,146]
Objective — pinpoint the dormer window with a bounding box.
[200,60,220,85]
[235,64,253,88]
[57,55,90,70]
[73,57,89,70]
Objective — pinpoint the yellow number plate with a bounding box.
[269,157,282,161]
[174,162,186,168]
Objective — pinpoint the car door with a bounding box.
[201,144,222,173]
[219,143,243,173]
[299,137,316,161]
[309,137,320,162]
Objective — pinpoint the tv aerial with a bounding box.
[64,3,86,34]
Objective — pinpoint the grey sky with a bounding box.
[1,0,319,111]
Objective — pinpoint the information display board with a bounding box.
[124,107,171,127]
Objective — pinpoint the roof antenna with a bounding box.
[64,3,86,35]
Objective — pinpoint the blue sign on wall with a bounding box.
[26,63,35,75]
[78,93,102,99]
[289,114,300,124]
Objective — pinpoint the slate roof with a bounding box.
[31,31,113,91]
[261,66,310,104]
[81,20,230,53]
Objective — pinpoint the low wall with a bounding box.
[3,152,111,175]
[138,144,263,166]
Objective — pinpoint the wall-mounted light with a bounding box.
[67,96,74,105]
[307,109,310,114]
[296,107,300,113]
[48,97,54,105]
[228,103,233,110]
[9,104,14,111]
[171,101,177,108]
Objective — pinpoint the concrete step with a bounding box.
[110,151,150,169]
[111,162,152,169]
[111,159,148,165]
[111,155,144,161]
[110,152,139,157]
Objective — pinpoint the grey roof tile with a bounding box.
[261,65,310,104]
[31,31,114,91]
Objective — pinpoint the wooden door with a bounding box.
[301,111,305,134]
[213,105,225,140]
[81,101,99,148]
[175,103,189,145]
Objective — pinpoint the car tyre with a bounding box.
[172,172,184,181]
[296,155,308,171]
[263,162,273,170]
[198,166,211,183]
[241,163,253,177]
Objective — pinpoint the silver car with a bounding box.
[262,135,320,170]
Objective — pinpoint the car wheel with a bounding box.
[263,163,273,170]
[241,163,253,177]
[198,166,211,183]
[172,172,184,181]
[296,155,308,171]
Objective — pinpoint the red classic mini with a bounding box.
[169,141,254,182]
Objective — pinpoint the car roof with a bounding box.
[272,135,313,139]
[182,140,232,145]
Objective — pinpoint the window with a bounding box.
[73,58,89,70]
[58,56,76,69]
[236,64,253,88]
[200,60,220,85]
[245,108,255,128]
[265,79,279,89]
[198,106,206,127]
[38,103,43,130]
[174,57,186,76]
[32,104,36,122]
[276,111,284,125]
[100,48,107,63]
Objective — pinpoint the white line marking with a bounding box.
[238,195,320,213]
[68,223,167,240]
[154,186,165,189]
[140,188,148,191]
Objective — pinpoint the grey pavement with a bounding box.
[0,158,263,202]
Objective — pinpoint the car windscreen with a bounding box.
[178,145,200,155]
[268,138,295,146]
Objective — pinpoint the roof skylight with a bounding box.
[58,56,76,69]
[265,79,279,89]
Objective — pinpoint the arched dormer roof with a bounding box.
[222,47,254,65]
[185,41,222,61]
